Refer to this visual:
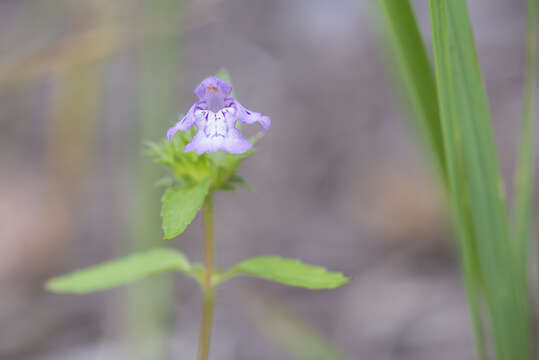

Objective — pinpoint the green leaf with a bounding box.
[225,256,348,289]
[229,175,253,190]
[161,179,211,239]
[154,176,175,188]
[46,248,190,294]
[219,183,237,192]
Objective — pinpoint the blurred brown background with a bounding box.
[0,0,533,359]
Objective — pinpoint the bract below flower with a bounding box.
[167,77,270,154]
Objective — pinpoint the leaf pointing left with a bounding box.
[46,248,191,294]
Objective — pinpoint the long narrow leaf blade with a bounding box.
[376,2,487,357]
[429,1,530,358]
[376,0,446,181]
[513,0,537,268]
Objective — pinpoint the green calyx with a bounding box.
[147,127,254,193]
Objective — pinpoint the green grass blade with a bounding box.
[429,1,530,358]
[513,0,536,305]
[375,1,486,357]
[376,0,446,182]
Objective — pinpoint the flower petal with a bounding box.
[222,129,253,154]
[167,102,203,141]
[184,111,252,155]
[233,100,271,130]
[194,77,232,100]
[184,131,224,154]
[167,122,183,141]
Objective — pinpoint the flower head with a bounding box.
[167,76,270,154]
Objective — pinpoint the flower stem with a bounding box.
[197,194,216,360]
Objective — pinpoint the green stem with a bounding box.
[197,194,216,360]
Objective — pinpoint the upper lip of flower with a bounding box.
[167,76,271,155]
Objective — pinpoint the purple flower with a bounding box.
[167,77,271,154]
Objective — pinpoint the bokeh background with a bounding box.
[0,0,533,359]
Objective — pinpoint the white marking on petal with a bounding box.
[195,109,207,118]
[204,112,216,137]
[215,111,227,136]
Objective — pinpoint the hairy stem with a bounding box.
[197,194,216,360]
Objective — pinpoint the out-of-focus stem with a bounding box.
[124,1,182,359]
[197,195,216,360]
[48,62,101,195]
